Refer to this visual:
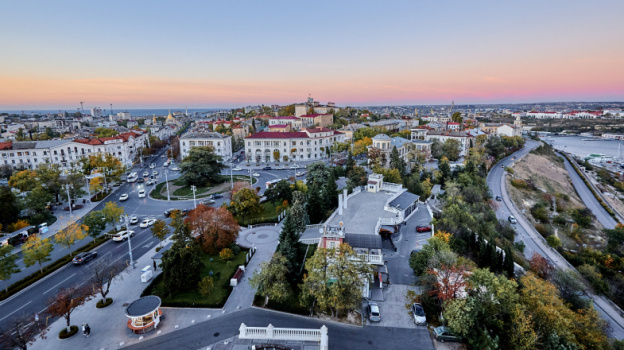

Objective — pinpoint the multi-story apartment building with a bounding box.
[298,114,333,128]
[179,132,232,160]
[244,128,345,163]
[425,130,473,157]
[268,116,302,130]
[0,131,149,170]
[368,134,413,169]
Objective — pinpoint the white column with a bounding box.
[320,325,328,350]
[343,188,348,209]
[267,324,274,339]
[239,323,247,337]
[338,194,343,215]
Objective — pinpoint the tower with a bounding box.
[514,115,522,128]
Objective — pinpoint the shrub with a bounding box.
[546,235,562,249]
[511,179,527,189]
[198,276,214,296]
[553,215,567,226]
[504,167,514,174]
[571,208,593,227]
[219,248,233,261]
[531,204,550,223]
[535,224,553,237]
[96,297,113,308]
[58,325,79,339]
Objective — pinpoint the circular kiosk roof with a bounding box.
[125,296,161,318]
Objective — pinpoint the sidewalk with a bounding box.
[29,225,281,350]
[10,188,116,256]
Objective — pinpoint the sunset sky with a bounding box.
[1,0,623,110]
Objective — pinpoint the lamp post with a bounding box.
[164,170,171,201]
[191,185,197,208]
[124,214,135,268]
[230,161,234,189]
[65,185,73,216]
[84,175,91,199]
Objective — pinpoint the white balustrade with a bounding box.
[239,323,328,350]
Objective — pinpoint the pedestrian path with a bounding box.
[28,225,282,350]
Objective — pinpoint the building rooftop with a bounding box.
[245,131,308,139]
[327,190,397,235]
[390,136,410,149]
[388,191,420,210]
[344,233,382,249]
[180,132,230,139]
[34,139,72,148]
[372,134,391,140]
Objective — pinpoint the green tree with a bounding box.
[321,171,338,212]
[229,188,262,218]
[35,164,63,202]
[101,202,124,228]
[249,253,292,307]
[306,184,324,224]
[390,146,406,175]
[150,219,170,248]
[442,139,461,161]
[346,166,367,189]
[0,187,20,228]
[8,170,37,192]
[264,180,293,204]
[373,167,402,183]
[0,245,19,293]
[82,211,106,242]
[94,127,118,137]
[179,146,226,186]
[290,191,309,233]
[430,139,443,159]
[21,237,54,273]
[409,236,453,275]
[276,212,302,275]
[161,238,203,296]
[198,276,214,296]
[54,222,87,257]
[346,151,355,172]
[24,185,53,216]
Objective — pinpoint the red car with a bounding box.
[416,225,432,233]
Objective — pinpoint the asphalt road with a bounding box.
[560,156,617,229]
[122,308,435,350]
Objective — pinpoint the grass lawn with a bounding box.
[145,249,247,308]
[173,185,211,196]
[235,201,288,226]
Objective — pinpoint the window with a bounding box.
[182,142,186,146]
[17,152,21,156]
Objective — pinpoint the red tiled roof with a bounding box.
[0,142,12,150]
[245,131,308,139]
[269,124,289,128]
[447,122,459,125]
[300,113,330,118]
[305,127,334,133]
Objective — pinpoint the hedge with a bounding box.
[58,325,79,339]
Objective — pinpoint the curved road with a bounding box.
[488,139,624,339]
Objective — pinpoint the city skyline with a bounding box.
[1,0,623,109]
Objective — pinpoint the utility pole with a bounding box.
[165,170,171,201]
[230,161,234,189]
[66,185,73,216]
[249,168,252,184]
[85,175,91,199]
[191,185,197,208]
[124,214,135,269]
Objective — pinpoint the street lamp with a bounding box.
[164,170,171,201]
[191,185,197,208]
[65,184,73,216]
[84,175,91,199]
[124,214,135,268]
[230,161,234,189]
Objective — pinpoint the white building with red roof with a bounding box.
[244,128,345,163]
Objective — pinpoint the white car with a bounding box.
[232,167,242,171]
[149,163,155,169]
[152,170,158,176]
[146,179,154,186]
[143,171,149,177]
[171,166,180,171]
[112,230,134,242]
[138,189,146,198]
[252,172,260,177]
[140,218,156,228]
[411,303,427,325]
[119,193,129,201]
[129,216,139,225]
[290,165,299,169]
[296,171,305,177]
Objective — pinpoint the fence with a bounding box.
[239,323,328,350]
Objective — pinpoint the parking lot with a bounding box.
[364,284,423,328]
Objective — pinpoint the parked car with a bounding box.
[233,167,242,171]
[508,215,517,224]
[171,166,180,171]
[290,165,299,169]
[416,225,432,233]
[495,196,502,201]
[112,230,135,242]
[433,326,462,343]
[262,166,272,170]
[72,251,97,265]
[138,189,146,198]
[129,215,139,224]
[143,171,149,177]
[210,194,223,199]
[367,302,381,322]
[119,193,129,201]
[140,218,156,228]
[411,303,427,325]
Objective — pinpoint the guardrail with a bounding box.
[239,323,328,350]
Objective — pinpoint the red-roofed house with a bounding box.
[244,128,345,163]
[447,122,460,131]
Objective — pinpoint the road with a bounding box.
[560,156,617,229]
[122,308,435,350]
[488,139,624,339]
[0,149,316,328]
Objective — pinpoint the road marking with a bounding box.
[44,274,76,295]
[143,242,154,249]
[0,301,33,322]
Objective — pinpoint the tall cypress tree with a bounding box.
[277,212,301,276]
[322,171,338,213]
[307,184,323,224]
[503,246,515,278]
[346,151,355,172]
